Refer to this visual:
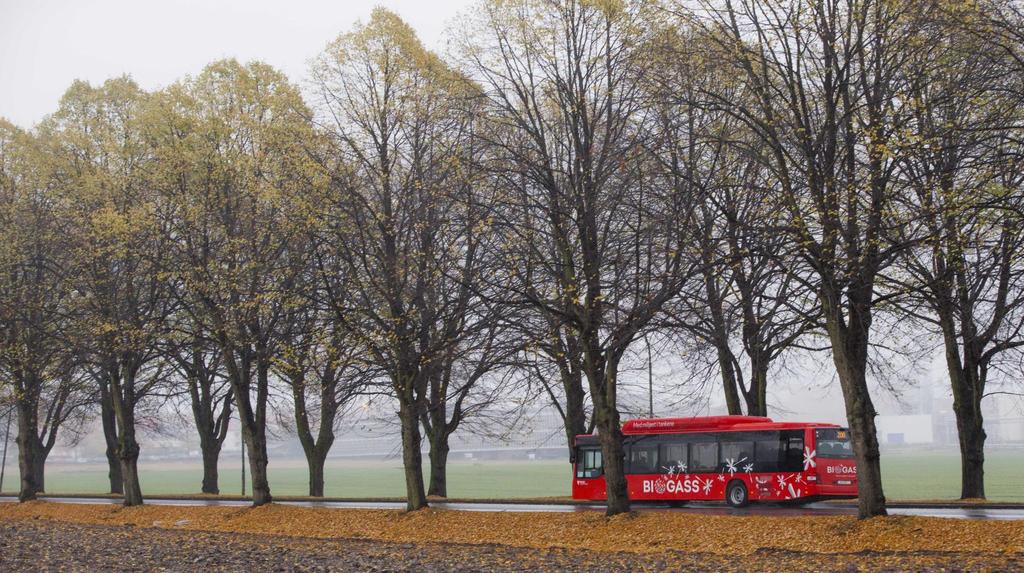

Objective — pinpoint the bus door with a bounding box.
[572,445,606,499]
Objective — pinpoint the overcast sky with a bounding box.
[0,0,474,129]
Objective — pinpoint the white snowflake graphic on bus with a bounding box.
[662,462,687,476]
[724,456,748,476]
[785,482,803,500]
[803,447,817,471]
[776,474,789,490]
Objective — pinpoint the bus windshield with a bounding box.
[576,448,603,478]
[815,428,854,458]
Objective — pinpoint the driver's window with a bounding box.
[576,448,604,478]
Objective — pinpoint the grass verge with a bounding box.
[6,451,1021,501]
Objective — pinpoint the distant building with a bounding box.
[983,395,1024,445]
[876,414,934,445]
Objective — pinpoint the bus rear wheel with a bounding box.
[726,481,749,508]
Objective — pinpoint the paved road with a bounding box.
[3,495,1023,520]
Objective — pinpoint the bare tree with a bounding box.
[461,0,699,516]
[643,26,817,415]
[164,317,233,495]
[685,0,936,517]
[890,11,1024,499]
[309,8,495,510]
[420,313,518,497]
[275,299,366,497]
[416,98,518,498]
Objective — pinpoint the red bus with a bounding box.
[572,416,858,507]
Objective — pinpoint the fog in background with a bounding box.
[3,346,1019,469]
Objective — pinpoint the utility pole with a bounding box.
[0,407,10,493]
[241,430,246,497]
[646,335,654,418]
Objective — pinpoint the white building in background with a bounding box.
[875,414,935,445]
[983,395,1024,444]
[877,377,1024,447]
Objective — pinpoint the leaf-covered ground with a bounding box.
[1,519,1021,572]
[2,501,1023,554]
[0,501,1021,571]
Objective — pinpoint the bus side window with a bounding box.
[689,442,718,473]
[784,436,804,472]
[660,442,688,474]
[629,445,658,474]
[755,439,782,472]
[720,441,754,471]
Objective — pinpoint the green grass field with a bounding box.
[2,449,1021,501]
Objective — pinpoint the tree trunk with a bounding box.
[950,366,986,499]
[704,264,743,416]
[15,397,44,501]
[100,385,123,495]
[292,373,337,498]
[32,449,45,493]
[307,448,327,497]
[594,400,629,516]
[117,426,143,506]
[427,432,450,498]
[222,350,273,506]
[200,443,221,495]
[244,426,272,506]
[825,301,887,518]
[935,299,988,500]
[295,396,335,498]
[561,365,588,450]
[16,444,44,501]
[399,399,428,511]
[585,356,629,516]
[842,389,886,519]
[716,347,743,416]
[108,368,144,507]
[744,357,769,417]
[956,409,986,500]
[189,371,231,496]
[297,434,332,498]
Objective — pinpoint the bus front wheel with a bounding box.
[726,481,749,508]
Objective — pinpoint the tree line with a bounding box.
[1,0,1022,519]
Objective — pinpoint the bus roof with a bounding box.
[622,416,843,434]
[574,415,842,440]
